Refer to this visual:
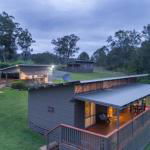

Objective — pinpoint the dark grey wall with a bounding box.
[1,67,20,73]
[66,63,94,73]
[74,101,85,128]
[28,85,76,134]
[20,66,49,75]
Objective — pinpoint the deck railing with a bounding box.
[108,109,150,150]
[46,109,150,150]
[47,124,108,150]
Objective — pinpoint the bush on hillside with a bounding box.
[0,62,10,68]
[11,80,27,90]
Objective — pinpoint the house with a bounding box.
[66,60,94,72]
[0,64,53,83]
[28,74,150,150]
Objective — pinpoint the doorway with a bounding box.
[84,102,96,128]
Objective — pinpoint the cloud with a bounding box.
[0,0,150,56]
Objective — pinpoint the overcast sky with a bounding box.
[0,0,150,56]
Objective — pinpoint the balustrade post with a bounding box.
[116,108,120,150]
[132,114,134,137]
[46,133,49,150]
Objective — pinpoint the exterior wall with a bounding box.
[20,66,49,74]
[1,67,20,73]
[66,63,94,73]
[1,66,50,82]
[20,72,48,83]
[74,101,85,128]
[75,78,137,94]
[20,66,49,83]
[28,85,76,134]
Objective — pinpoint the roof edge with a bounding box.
[80,74,149,84]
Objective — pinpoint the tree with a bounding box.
[78,51,89,61]
[31,52,60,64]
[92,46,108,66]
[51,34,80,63]
[106,30,141,70]
[0,11,35,62]
[17,29,35,60]
[142,24,150,41]
[136,24,150,73]
[0,12,19,62]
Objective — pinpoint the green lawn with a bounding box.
[71,70,124,81]
[0,88,45,150]
[145,144,150,150]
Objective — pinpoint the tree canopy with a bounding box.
[0,11,35,62]
[92,26,150,73]
[51,34,80,63]
[78,51,89,61]
[17,29,35,60]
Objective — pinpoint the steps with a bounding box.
[40,141,59,150]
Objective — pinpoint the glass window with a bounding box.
[85,102,96,128]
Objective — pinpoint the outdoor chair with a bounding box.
[98,113,110,124]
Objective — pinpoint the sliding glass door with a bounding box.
[85,102,96,128]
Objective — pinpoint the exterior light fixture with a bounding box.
[49,65,55,72]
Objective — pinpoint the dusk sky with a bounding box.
[0,0,150,56]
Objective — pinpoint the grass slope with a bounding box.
[71,70,124,81]
[145,144,150,150]
[0,88,45,150]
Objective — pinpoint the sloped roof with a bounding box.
[80,74,149,84]
[0,64,51,71]
[75,83,150,109]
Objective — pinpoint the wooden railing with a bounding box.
[46,109,150,150]
[47,124,108,150]
[108,109,150,150]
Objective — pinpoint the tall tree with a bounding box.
[17,29,35,60]
[0,12,19,62]
[78,51,89,61]
[51,34,80,63]
[137,24,150,73]
[92,46,108,66]
[142,24,150,41]
[106,30,141,70]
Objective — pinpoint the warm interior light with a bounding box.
[20,72,28,80]
[108,106,113,118]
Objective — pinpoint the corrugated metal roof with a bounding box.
[0,64,51,71]
[75,83,150,109]
[80,74,149,84]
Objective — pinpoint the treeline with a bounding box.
[91,27,150,73]
[1,11,150,74]
[31,52,60,64]
[0,12,35,62]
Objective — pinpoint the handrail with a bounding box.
[46,125,61,135]
[46,109,150,150]
[60,124,108,138]
[46,108,150,139]
[107,108,150,137]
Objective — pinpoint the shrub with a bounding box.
[11,80,27,90]
[0,62,10,69]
